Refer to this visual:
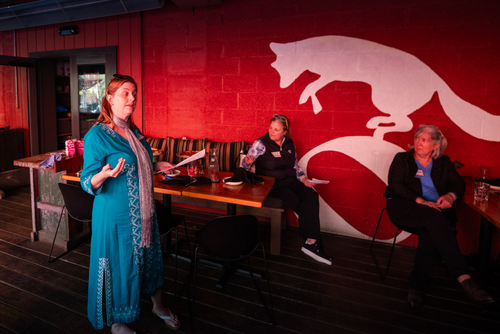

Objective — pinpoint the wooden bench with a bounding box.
[156,194,287,255]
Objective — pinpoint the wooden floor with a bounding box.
[1,185,499,334]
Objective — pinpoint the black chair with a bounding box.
[370,208,417,280]
[190,215,275,327]
[48,183,94,262]
[155,200,191,297]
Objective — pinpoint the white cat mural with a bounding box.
[269,35,500,243]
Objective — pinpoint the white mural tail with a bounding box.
[298,136,410,243]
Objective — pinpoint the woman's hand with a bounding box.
[415,197,441,211]
[436,193,455,209]
[244,155,255,165]
[300,176,314,188]
[102,158,126,178]
[155,161,175,172]
[90,158,126,190]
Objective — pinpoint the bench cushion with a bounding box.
[205,140,246,172]
[165,137,206,164]
[145,137,168,161]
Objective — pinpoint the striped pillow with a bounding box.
[165,137,206,165]
[144,136,167,161]
[205,140,246,172]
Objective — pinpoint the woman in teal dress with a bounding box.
[81,75,180,333]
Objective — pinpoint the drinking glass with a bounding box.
[474,182,490,202]
[208,148,219,182]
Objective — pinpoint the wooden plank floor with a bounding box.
[0,185,499,334]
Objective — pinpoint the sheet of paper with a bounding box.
[154,149,206,174]
[309,178,329,185]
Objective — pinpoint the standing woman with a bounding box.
[243,114,331,265]
[80,75,180,333]
[384,125,494,307]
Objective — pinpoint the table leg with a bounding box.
[29,167,38,242]
[478,216,493,273]
[162,193,173,252]
[227,203,236,215]
[161,193,191,263]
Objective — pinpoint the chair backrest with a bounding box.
[58,183,94,222]
[155,200,181,235]
[196,215,259,261]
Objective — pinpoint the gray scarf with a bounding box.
[113,115,154,248]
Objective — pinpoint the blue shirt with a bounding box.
[414,159,440,202]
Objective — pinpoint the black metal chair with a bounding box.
[190,215,275,328]
[155,200,191,297]
[48,183,94,262]
[370,208,417,280]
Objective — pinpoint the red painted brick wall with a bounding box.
[2,0,500,257]
[141,0,500,257]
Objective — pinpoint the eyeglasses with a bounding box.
[272,114,288,123]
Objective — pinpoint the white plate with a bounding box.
[166,169,181,177]
[223,176,243,186]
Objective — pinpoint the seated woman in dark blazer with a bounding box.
[384,124,494,307]
[242,114,331,265]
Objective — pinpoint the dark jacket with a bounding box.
[255,133,297,187]
[384,149,465,202]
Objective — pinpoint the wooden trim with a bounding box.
[37,201,64,214]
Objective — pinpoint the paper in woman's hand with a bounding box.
[154,149,206,174]
[309,178,329,185]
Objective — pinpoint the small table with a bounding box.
[462,176,500,272]
[14,153,84,249]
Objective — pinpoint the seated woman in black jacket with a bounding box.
[242,114,331,265]
[385,125,494,307]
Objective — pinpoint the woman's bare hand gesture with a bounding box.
[91,158,126,190]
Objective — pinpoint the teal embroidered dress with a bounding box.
[81,123,163,329]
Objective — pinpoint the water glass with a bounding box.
[474,182,490,202]
[479,166,490,179]
[208,162,219,182]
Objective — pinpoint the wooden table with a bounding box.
[65,168,275,216]
[64,169,275,286]
[180,171,275,215]
[14,152,84,249]
[462,176,500,272]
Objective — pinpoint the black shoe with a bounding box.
[301,242,332,265]
[407,288,424,307]
[460,279,495,304]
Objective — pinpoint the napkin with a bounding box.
[309,178,330,185]
[224,168,264,184]
[39,154,62,168]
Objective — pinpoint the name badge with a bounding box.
[415,169,424,176]
[271,151,281,158]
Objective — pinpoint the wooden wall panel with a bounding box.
[84,20,96,49]
[45,26,55,51]
[5,13,142,155]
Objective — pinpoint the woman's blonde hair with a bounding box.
[413,124,447,159]
[96,74,138,130]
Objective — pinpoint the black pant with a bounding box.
[269,178,321,240]
[386,197,470,291]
